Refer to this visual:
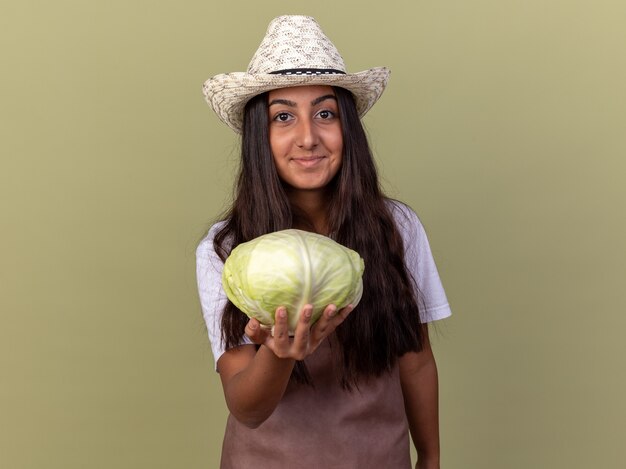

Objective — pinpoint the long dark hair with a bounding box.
[213,87,424,388]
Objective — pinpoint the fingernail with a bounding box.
[249,321,258,330]
[304,308,312,320]
[278,308,287,319]
[328,306,338,318]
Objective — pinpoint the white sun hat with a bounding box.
[202,15,390,133]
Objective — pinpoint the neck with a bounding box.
[287,188,331,235]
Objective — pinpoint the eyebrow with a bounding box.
[268,94,337,107]
[312,94,337,106]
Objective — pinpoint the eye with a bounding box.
[273,112,293,122]
[316,110,336,120]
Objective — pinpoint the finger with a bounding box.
[271,306,291,356]
[313,303,355,341]
[245,318,269,344]
[335,304,354,323]
[311,304,338,339]
[291,304,313,358]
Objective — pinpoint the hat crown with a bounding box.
[247,15,346,74]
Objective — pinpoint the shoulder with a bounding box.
[196,221,228,263]
[384,198,426,240]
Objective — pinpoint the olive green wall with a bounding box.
[1,1,624,468]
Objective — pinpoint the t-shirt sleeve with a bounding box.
[389,201,452,323]
[196,223,252,369]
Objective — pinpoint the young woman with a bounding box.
[197,15,451,469]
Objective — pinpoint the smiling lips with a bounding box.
[291,156,326,167]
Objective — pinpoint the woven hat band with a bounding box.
[269,68,346,76]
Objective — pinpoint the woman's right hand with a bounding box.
[245,303,354,361]
[217,303,354,428]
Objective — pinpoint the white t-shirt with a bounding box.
[196,200,452,368]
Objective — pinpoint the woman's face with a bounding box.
[267,85,343,193]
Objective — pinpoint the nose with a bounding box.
[295,117,319,150]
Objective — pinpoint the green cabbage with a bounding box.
[222,229,364,333]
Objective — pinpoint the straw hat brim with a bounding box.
[203,67,390,134]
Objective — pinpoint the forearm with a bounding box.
[218,305,354,429]
[220,345,296,428]
[399,346,441,467]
